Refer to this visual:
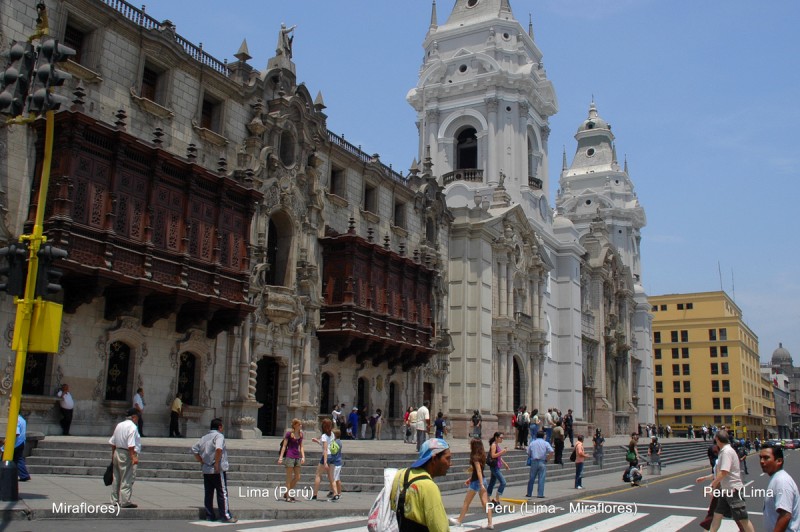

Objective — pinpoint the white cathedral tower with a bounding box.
[408,0,651,436]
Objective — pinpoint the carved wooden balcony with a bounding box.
[28,111,262,338]
[318,229,436,370]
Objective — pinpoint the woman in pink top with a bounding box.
[574,434,587,489]
[277,418,305,502]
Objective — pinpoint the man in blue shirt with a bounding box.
[1,415,32,481]
[526,430,553,498]
[348,407,360,440]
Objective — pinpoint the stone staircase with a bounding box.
[25,438,711,493]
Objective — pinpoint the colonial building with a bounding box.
[649,291,775,439]
[769,343,800,438]
[1,0,450,438]
[1,0,651,438]
[407,0,651,436]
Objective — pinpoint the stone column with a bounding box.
[486,97,498,183]
[499,347,508,412]
[506,261,514,317]
[497,256,507,317]
[426,109,440,170]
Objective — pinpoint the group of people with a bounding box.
[403,401,437,451]
[511,406,575,451]
[331,404,384,440]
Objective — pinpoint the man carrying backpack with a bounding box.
[389,438,452,531]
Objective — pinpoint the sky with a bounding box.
[140,0,799,364]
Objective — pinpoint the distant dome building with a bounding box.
[772,342,793,369]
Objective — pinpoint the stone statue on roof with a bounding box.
[277,23,296,58]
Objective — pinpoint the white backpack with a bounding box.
[367,468,399,532]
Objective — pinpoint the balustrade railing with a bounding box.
[442,168,483,185]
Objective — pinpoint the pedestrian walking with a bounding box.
[277,418,305,502]
[347,407,359,440]
[708,442,720,476]
[56,384,74,436]
[544,408,554,443]
[374,409,383,440]
[330,428,344,499]
[434,411,446,439]
[553,420,565,465]
[648,436,662,474]
[169,392,183,437]
[593,428,605,469]
[406,407,418,444]
[470,409,482,440]
[529,408,540,443]
[310,418,339,501]
[574,434,587,489]
[526,430,554,498]
[417,400,431,451]
[2,415,31,481]
[564,409,574,447]
[487,432,509,505]
[109,408,140,508]
[132,387,145,437]
[192,418,236,523]
[759,444,800,532]
[389,438,451,531]
[450,438,494,529]
[701,430,755,532]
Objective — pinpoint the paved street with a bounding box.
[5,449,796,531]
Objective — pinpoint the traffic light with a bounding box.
[35,243,68,300]
[0,41,35,116]
[0,242,29,297]
[28,37,74,113]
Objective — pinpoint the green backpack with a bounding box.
[329,439,340,455]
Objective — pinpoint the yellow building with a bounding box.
[650,291,774,439]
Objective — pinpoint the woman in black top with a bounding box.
[450,439,493,529]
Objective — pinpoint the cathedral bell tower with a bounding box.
[407,0,558,206]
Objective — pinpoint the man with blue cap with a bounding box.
[390,438,451,531]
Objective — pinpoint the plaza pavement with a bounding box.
[0,435,710,522]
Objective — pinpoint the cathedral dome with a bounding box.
[771,343,793,366]
[552,215,574,230]
[577,101,610,133]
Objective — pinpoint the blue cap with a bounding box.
[411,438,449,468]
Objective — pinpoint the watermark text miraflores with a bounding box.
[52,502,120,516]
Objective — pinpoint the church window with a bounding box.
[467,0,478,7]
[22,353,51,395]
[320,373,333,415]
[459,64,467,73]
[586,148,595,157]
[455,127,478,170]
[279,130,296,166]
[105,341,132,401]
[200,94,223,133]
[330,166,346,197]
[393,200,406,228]
[63,22,87,65]
[178,352,199,405]
[266,213,293,287]
[141,62,167,104]
[364,184,378,214]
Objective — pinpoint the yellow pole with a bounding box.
[2,110,53,461]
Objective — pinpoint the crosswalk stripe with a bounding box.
[503,510,597,530]
[189,519,273,528]
[242,515,360,531]
[571,512,648,531]
[719,521,741,531]
[639,515,695,531]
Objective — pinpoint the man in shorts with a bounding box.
[706,430,754,532]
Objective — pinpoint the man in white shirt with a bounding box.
[544,408,554,443]
[415,401,430,452]
[760,445,800,532]
[109,408,141,508]
[331,404,342,425]
[56,383,74,435]
[707,430,754,532]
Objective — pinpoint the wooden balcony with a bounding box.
[29,110,262,338]
[318,230,436,370]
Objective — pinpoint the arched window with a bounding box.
[320,372,334,414]
[513,357,522,410]
[178,352,198,405]
[105,341,132,401]
[456,127,478,170]
[266,212,293,287]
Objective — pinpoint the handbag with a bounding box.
[103,462,113,486]
[625,450,636,462]
[569,449,577,462]
[526,456,532,466]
